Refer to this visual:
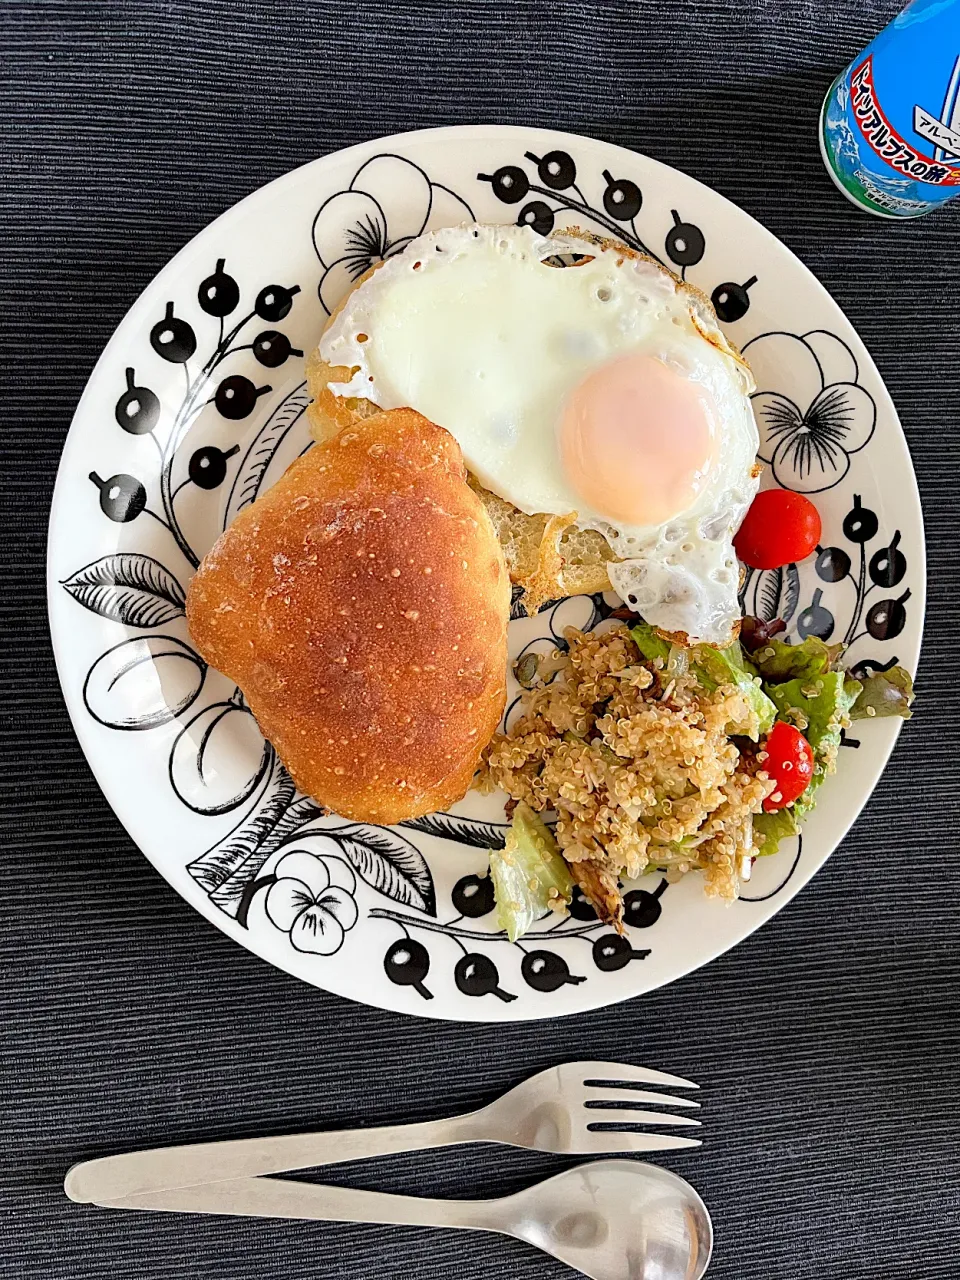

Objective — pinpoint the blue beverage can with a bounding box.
[820,0,960,217]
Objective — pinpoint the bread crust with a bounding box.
[187,409,510,823]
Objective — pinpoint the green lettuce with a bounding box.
[766,672,862,758]
[490,803,574,942]
[752,671,860,853]
[749,636,845,684]
[629,621,672,665]
[753,806,800,856]
[630,622,775,739]
[692,641,776,737]
[850,665,914,721]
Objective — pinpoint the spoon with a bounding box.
[88,1158,713,1280]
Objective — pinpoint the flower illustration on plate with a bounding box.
[312,154,475,314]
[741,329,876,494]
[265,848,359,955]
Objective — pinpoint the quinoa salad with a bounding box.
[478,619,914,939]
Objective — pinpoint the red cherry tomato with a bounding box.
[734,489,822,570]
[762,721,815,811]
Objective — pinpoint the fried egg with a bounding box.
[319,224,760,643]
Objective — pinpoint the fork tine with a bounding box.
[582,1088,700,1109]
[582,1131,703,1153]
[585,1108,701,1128]
[578,1060,699,1090]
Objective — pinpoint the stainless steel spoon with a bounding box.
[88,1158,713,1280]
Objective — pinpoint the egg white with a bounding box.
[319,224,760,643]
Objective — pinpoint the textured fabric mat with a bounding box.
[2,2,959,1277]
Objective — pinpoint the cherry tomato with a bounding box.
[734,489,822,570]
[762,721,815,811]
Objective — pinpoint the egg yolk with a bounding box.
[559,353,719,528]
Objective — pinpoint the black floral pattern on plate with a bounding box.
[372,870,666,1003]
[478,146,757,323]
[743,330,876,494]
[313,154,475,313]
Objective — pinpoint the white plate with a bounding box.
[47,126,924,1021]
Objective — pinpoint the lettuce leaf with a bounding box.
[749,636,845,684]
[754,806,800,856]
[629,621,672,665]
[692,641,776,737]
[490,803,574,942]
[766,671,862,761]
[850,665,914,721]
[754,672,861,852]
[630,622,775,739]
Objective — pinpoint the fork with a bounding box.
[64,1060,700,1205]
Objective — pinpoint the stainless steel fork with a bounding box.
[65,1060,700,1205]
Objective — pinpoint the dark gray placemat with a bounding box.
[2,2,959,1276]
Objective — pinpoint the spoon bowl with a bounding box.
[500,1159,713,1280]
